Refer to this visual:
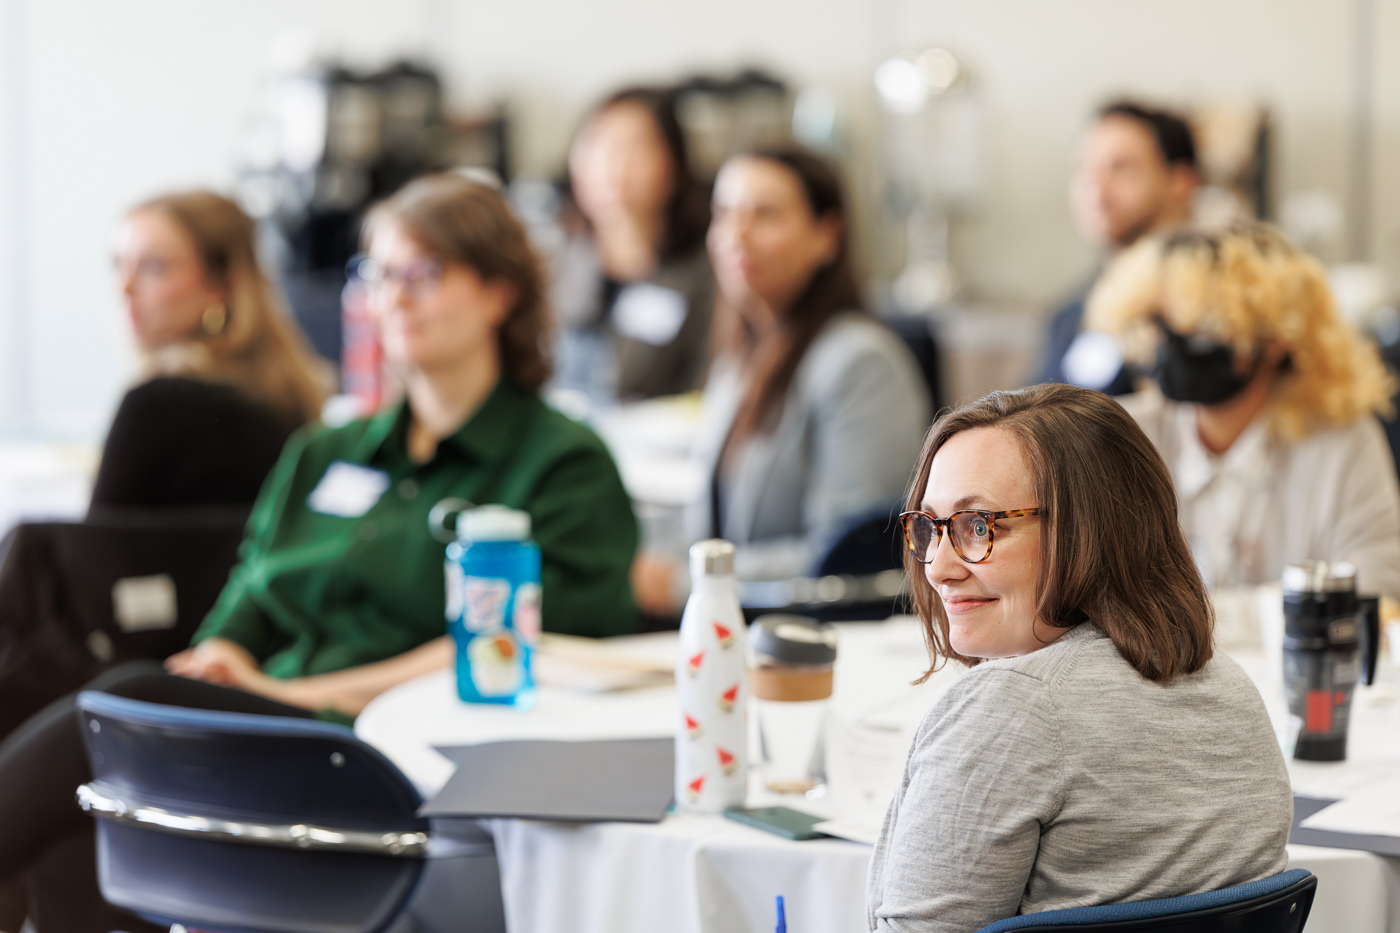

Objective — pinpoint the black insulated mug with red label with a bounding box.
[1281,561,1380,762]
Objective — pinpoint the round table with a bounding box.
[357,618,1400,933]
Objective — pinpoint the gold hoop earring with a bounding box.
[201,303,227,336]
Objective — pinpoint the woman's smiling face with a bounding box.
[919,426,1057,660]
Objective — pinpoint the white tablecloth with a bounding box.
[357,619,1400,933]
[0,439,95,536]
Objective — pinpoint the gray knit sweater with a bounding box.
[866,623,1292,933]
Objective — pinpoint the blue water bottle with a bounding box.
[446,505,540,708]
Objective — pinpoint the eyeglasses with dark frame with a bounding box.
[898,508,1041,564]
[347,254,447,298]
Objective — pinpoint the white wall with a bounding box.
[0,0,23,430]
[2,0,1395,437]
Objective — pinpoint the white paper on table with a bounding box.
[1300,781,1400,837]
[533,633,675,693]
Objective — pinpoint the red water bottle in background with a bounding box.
[342,263,383,415]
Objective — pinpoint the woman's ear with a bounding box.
[815,212,843,265]
[485,278,519,327]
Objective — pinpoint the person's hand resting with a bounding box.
[166,638,279,697]
[631,553,680,616]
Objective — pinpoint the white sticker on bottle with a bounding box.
[445,561,465,623]
[464,577,511,634]
[514,582,542,645]
[469,630,524,696]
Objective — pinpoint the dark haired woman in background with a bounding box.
[867,384,1290,932]
[552,85,715,401]
[95,190,326,511]
[634,145,929,610]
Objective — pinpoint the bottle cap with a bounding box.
[1282,560,1356,597]
[458,505,531,542]
[689,539,735,577]
[749,614,838,666]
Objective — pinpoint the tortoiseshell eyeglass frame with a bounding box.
[898,508,1042,565]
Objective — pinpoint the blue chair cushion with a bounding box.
[975,869,1314,932]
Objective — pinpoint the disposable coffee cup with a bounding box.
[749,615,837,796]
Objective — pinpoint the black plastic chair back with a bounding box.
[0,508,248,739]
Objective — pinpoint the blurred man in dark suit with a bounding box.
[1035,101,1199,394]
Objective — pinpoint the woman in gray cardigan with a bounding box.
[633,146,929,609]
[867,384,1290,933]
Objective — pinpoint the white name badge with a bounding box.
[611,283,688,346]
[307,461,391,518]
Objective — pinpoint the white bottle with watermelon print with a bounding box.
[675,539,748,813]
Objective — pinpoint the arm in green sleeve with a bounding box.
[530,444,639,638]
[191,427,313,659]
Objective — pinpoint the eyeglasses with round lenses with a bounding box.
[348,254,446,298]
[898,508,1041,564]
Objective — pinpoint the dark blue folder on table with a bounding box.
[421,736,674,823]
[1290,793,1400,858]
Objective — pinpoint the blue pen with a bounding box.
[775,895,787,933]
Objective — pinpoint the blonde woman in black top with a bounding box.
[95,191,326,511]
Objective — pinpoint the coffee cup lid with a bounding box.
[750,614,837,665]
[1282,560,1356,596]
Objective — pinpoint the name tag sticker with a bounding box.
[611,283,687,346]
[307,461,391,518]
[112,574,178,633]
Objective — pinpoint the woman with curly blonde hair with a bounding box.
[1086,221,1400,597]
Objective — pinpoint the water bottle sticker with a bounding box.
[687,651,705,677]
[464,577,511,634]
[686,775,706,803]
[514,583,542,645]
[684,713,703,740]
[718,683,739,713]
[468,631,524,696]
[716,746,738,775]
[713,621,735,649]
[445,561,465,623]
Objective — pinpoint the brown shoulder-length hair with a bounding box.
[569,85,710,260]
[717,144,862,446]
[131,191,326,426]
[905,383,1213,684]
[363,173,553,392]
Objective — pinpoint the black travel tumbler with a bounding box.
[1281,561,1380,762]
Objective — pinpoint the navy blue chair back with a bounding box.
[974,869,1316,932]
[76,690,429,933]
[882,313,947,415]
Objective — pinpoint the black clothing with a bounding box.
[89,376,298,512]
[1034,288,1136,397]
[552,241,716,401]
[0,661,312,932]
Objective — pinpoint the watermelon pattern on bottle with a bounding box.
[675,543,748,813]
[714,621,735,649]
